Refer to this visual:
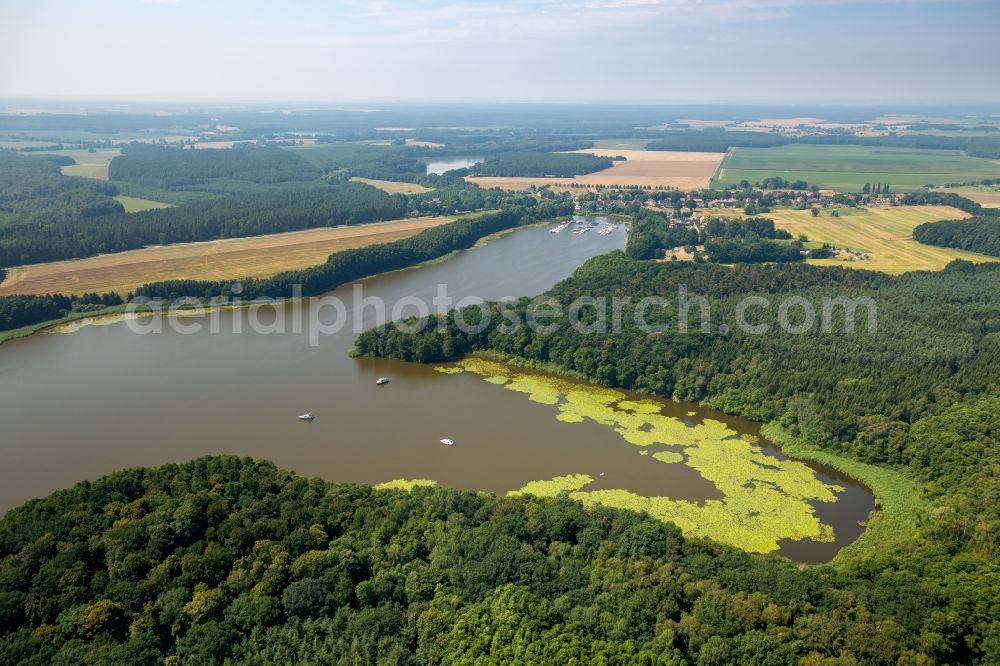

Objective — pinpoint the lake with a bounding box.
[0,220,873,562]
[425,156,484,175]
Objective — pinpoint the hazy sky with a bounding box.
[1,0,998,103]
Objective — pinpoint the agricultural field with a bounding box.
[349,177,432,194]
[193,140,256,150]
[934,186,1000,207]
[715,144,1000,192]
[467,149,724,191]
[0,216,452,296]
[762,205,992,273]
[40,147,121,180]
[112,195,172,213]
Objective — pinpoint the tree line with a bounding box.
[469,152,613,178]
[703,237,803,263]
[0,292,123,332]
[901,189,1000,217]
[914,217,1000,257]
[134,200,572,302]
[296,142,428,183]
[907,190,1000,257]
[0,183,407,268]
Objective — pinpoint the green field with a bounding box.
[111,180,220,205]
[39,147,122,180]
[113,195,172,213]
[715,144,1000,192]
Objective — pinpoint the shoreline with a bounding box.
[444,349,916,566]
[0,216,572,346]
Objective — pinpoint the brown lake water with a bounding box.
[0,221,873,562]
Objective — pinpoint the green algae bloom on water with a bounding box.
[374,478,438,491]
[441,358,844,554]
[509,474,594,496]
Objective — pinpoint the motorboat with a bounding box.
[376,377,390,385]
[298,413,316,421]
[440,438,454,446]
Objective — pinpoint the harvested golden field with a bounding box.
[935,188,1000,207]
[0,216,453,296]
[466,149,724,191]
[349,177,433,194]
[764,205,992,273]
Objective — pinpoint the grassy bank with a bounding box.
[0,305,128,346]
[760,423,925,563]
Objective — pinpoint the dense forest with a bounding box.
[646,130,793,152]
[2,454,998,665]
[0,151,123,228]
[914,216,1000,257]
[702,238,803,263]
[291,143,429,182]
[108,144,321,187]
[470,152,613,178]
[907,191,1000,257]
[0,183,406,267]
[625,210,700,260]
[134,200,573,302]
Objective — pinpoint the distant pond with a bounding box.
[425,156,484,175]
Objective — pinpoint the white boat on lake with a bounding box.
[376,377,390,385]
[298,413,316,421]
[440,438,454,446]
